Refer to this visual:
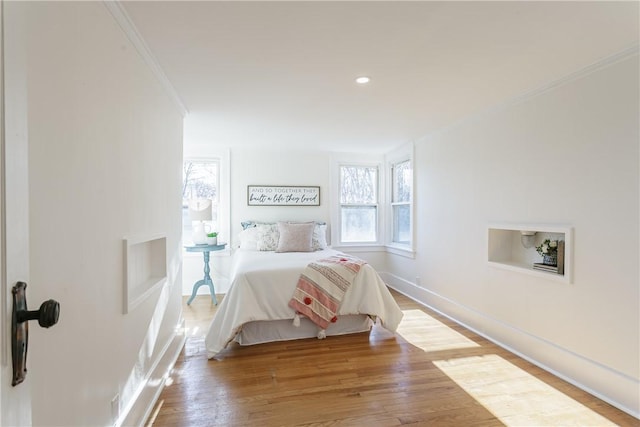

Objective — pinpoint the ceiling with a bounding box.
[123,1,639,153]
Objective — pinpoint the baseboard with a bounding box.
[117,319,186,427]
[379,272,640,419]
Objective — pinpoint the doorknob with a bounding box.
[11,282,60,386]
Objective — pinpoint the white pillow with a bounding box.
[276,222,314,253]
[238,227,260,250]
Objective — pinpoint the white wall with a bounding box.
[386,52,639,415]
[23,3,184,426]
[230,148,332,245]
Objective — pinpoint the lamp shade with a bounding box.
[188,199,212,221]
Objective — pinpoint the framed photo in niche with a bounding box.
[247,185,320,206]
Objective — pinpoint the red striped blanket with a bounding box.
[288,254,366,330]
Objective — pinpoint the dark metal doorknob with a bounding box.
[16,299,60,328]
[11,282,60,386]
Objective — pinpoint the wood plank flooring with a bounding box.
[146,290,639,426]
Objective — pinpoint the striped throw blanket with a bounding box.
[288,254,366,330]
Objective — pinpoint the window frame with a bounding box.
[337,162,382,246]
[386,145,414,255]
[182,151,230,254]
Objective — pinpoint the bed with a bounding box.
[204,222,404,358]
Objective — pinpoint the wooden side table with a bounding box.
[185,243,226,305]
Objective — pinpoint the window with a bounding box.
[391,159,412,245]
[182,160,219,244]
[339,165,378,243]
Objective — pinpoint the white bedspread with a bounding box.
[204,249,404,358]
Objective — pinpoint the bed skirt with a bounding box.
[235,314,373,346]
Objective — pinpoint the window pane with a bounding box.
[182,161,219,244]
[341,206,377,242]
[393,204,411,244]
[393,160,412,203]
[340,166,378,204]
[183,161,218,202]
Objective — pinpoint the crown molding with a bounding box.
[103,1,188,117]
[418,43,639,144]
[501,43,639,111]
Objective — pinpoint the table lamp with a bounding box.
[189,199,212,244]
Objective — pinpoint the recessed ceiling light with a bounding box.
[355,76,371,84]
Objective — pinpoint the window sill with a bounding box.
[331,244,415,259]
[385,244,415,259]
[331,244,387,253]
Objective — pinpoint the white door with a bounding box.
[1,1,34,425]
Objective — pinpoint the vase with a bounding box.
[543,254,557,266]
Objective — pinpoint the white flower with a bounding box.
[536,239,560,258]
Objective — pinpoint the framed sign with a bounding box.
[247,185,320,206]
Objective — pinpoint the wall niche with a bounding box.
[123,234,167,314]
[488,223,573,283]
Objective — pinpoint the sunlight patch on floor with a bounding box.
[396,309,480,352]
[434,354,616,426]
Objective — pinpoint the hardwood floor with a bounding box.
[146,290,638,426]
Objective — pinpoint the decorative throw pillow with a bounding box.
[241,220,274,230]
[241,221,257,230]
[276,222,314,253]
[312,223,328,250]
[256,223,279,251]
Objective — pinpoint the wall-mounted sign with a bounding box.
[247,185,320,206]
